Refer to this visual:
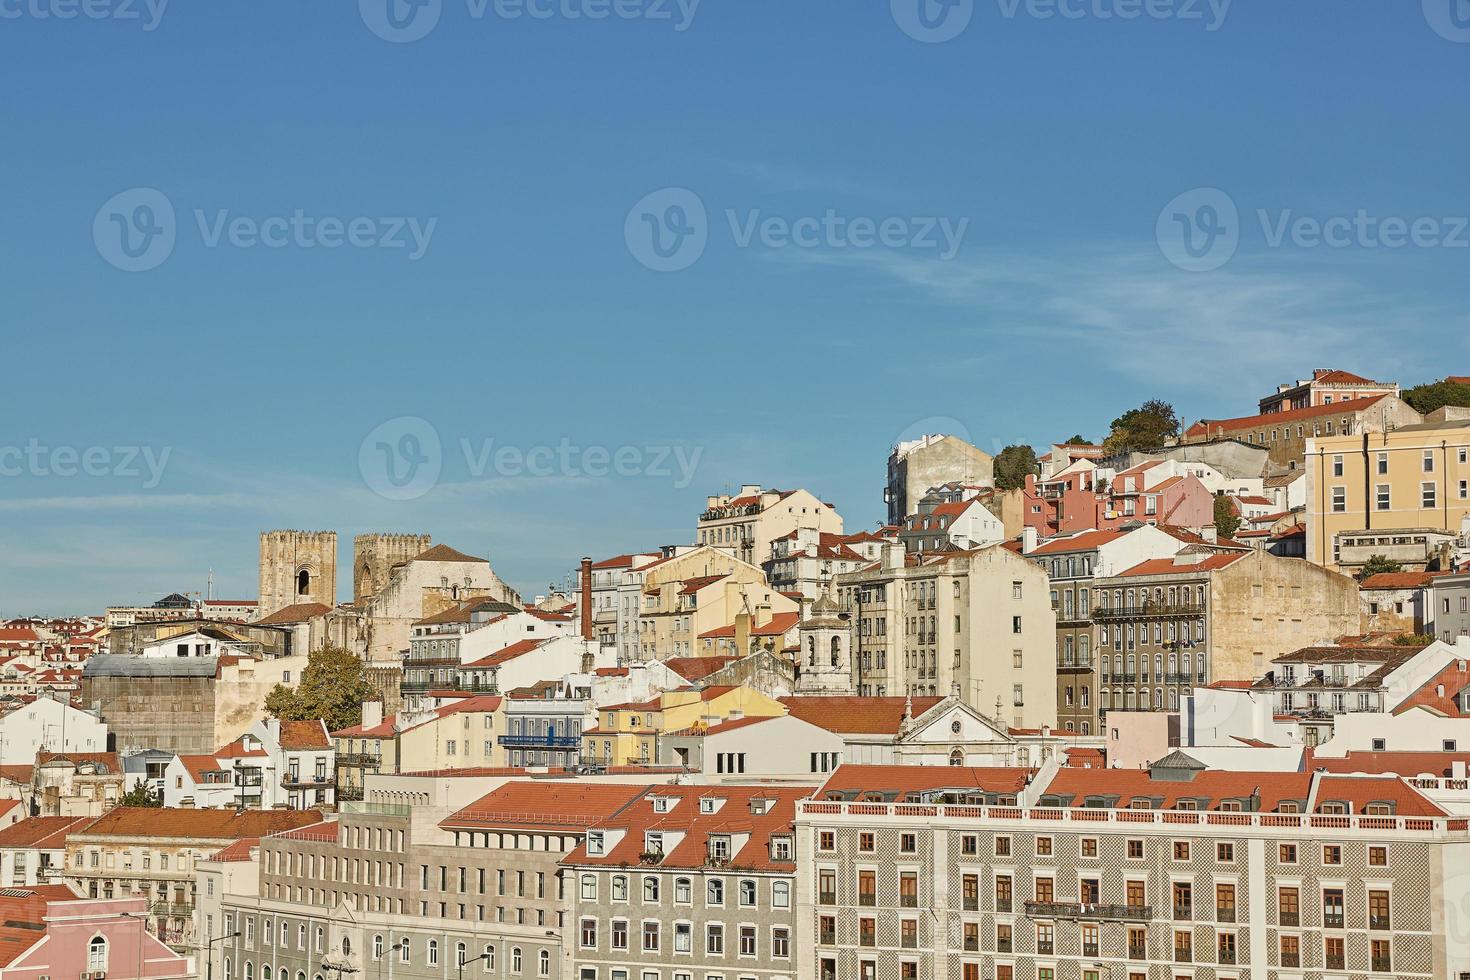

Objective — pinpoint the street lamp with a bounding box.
[120,912,147,980]
[204,932,241,980]
[457,952,492,980]
[379,941,407,980]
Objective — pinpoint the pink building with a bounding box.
[1023,464,1214,537]
[0,891,191,980]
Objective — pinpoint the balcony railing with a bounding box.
[1327,953,1346,970]
[1279,911,1299,927]
[1370,914,1391,930]
[336,752,380,767]
[1216,907,1236,923]
[1129,944,1146,960]
[282,773,334,788]
[1281,952,1300,968]
[498,734,582,749]
[1372,957,1392,972]
[1094,603,1204,621]
[1323,913,1344,928]
[1023,902,1152,923]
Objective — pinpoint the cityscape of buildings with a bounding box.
[1,368,1470,979]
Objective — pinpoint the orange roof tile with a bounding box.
[815,764,1032,800]
[779,696,944,734]
[74,807,323,840]
[442,781,647,832]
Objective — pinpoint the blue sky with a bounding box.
[2,0,1468,614]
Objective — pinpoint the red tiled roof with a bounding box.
[412,544,486,563]
[0,816,91,849]
[1187,394,1390,436]
[462,638,550,669]
[0,885,84,967]
[278,719,331,750]
[442,781,647,832]
[1043,768,1312,811]
[1393,660,1470,717]
[253,602,332,626]
[663,656,742,681]
[697,612,800,640]
[1309,750,1470,777]
[1027,529,1129,555]
[1115,553,1246,577]
[1315,776,1446,816]
[815,764,1032,800]
[779,696,944,734]
[74,807,324,840]
[207,837,261,862]
[1359,572,1440,590]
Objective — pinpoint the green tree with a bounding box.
[1393,633,1435,647]
[119,782,162,807]
[1212,496,1242,539]
[1101,399,1180,455]
[265,646,378,733]
[992,444,1040,491]
[1061,434,1092,446]
[1356,554,1403,581]
[1402,380,1470,415]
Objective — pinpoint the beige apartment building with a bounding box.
[797,762,1470,980]
[331,697,508,801]
[1092,548,1358,716]
[1305,417,1470,573]
[696,486,843,566]
[636,547,799,659]
[833,544,1056,730]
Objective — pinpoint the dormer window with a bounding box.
[644,832,664,854]
[770,836,793,861]
[653,797,671,813]
[708,836,731,861]
[587,831,605,856]
[699,797,722,814]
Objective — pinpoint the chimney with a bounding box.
[1201,526,1218,543]
[1022,526,1039,554]
[361,700,383,729]
[580,557,594,641]
[883,542,905,570]
[734,610,751,655]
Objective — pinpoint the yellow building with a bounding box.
[1306,416,1470,574]
[580,684,786,766]
[330,694,507,799]
[636,546,799,658]
[695,486,844,565]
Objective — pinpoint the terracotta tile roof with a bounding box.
[253,602,332,626]
[696,612,801,640]
[0,628,40,643]
[0,816,91,849]
[565,785,809,872]
[666,715,777,737]
[1359,571,1440,590]
[0,765,33,785]
[779,696,944,734]
[442,781,648,832]
[1026,529,1130,556]
[815,764,1032,801]
[278,719,332,750]
[177,754,230,784]
[1309,750,1470,778]
[330,716,398,738]
[0,885,84,967]
[462,638,551,669]
[1392,660,1470,717]
[676,574,729,595]
[412,544,486,564]
[1313,369,1380,385]
[207,837,260,862]
[1315,776,1445,816]
[591,554,639,570]
[74,807,323,840]
[663,656,742,681]
[1155,526,1251,549]
[1115,553,1246,577]
[1187,394,1390,436]
[35,752,120,773]
[1042,768,1313,812]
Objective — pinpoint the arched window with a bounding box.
[263,967,272,980]
[482,945,495,971]
[427,940,438,966]
[949,749,964,766]
[244,963,254,980]
[297,569,311,595]
[538,949,550,977]
[373,936,383,960]
[342,938,351,957]
[511,947,522,973]
[88,937,108,972]
[457,943,467,967]
[830,636,841,666]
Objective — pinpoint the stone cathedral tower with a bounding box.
[258,530,338,617]
[353,533,432,601]
[795,594,855,694]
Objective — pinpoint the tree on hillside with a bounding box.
[1357,554,1403,581]
[1101,399,1180,455]
[1402,380,1470,416]
[265,646,377,733]
[1212,496,1242,540]
[993,444,1040,491]
[1061,434,1092,446]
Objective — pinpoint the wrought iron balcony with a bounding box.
[282,773,334,788]
[336,752,381,767]
[498,734,582,749]
[1094,603,1204,621]
[1023,901,1152,922]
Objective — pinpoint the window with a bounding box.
[1216,841,1234,862]
[1425,449,1436,472]
[738,926,756,956]
[581,875,597,900]
[738,879,756,907]
[88,937,108,972]
[994,835,1011,857]
[1332,455,1344,476]
[642,922,659,952]
[1369,845,1388,867]
[705,923,723,955]
[610,920,628,950]
[1376,483,1391,510]
[1331,486,1346,512]
[643,876,660,902]
[673,922,692,953]
[1127,839,1144,859]
[772,926,789,958]
[1423,481,1437,509]
[428,940,439,966]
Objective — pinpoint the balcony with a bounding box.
[1281,951,1300,968]
[1218,948,1236,966]
[994,898,1009,913]
[1216,907,1236,923]
[281,773,334,789]
[1372,957,1392,973]
[1370,914,1391,930]
[336,752,381,767]
[150,901,193,917]
[1129,944,1146,960]
[1094,603,1204,621]
[1023,902,1152,923]
[1173,903,1192,921]
[1037,940,1054,955]
[996,936,1012,953]
[1327,952,1346,970]
[1279,911,1299,927]
[498,734,582,749]
[1082,943,1098,957]
[1323,913,1344,929]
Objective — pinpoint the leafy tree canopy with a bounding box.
[1061,434,1092,446]
[1101,399,1180,455]
[1357,554,1404,581]
[993,444,1040,491]
[120,782,162,807]
[1212,496,1242,540]
[265,646,377,733]
[1402,380,1470,416]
